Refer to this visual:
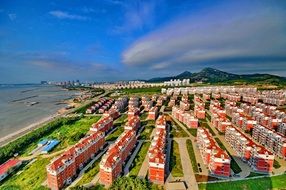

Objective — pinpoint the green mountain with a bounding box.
[147,67,286,85]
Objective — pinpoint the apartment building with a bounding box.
[124,116,140,131]
[47,132,105,190]
[171,106,198,128]
[148,106,159,120]
[90,116,113,134]
[99,130,137,186]
[252,124,286,159]
[149,115,167,184]
[127,107,140,120]
[111,96,128,112]
[180,100,190,111]
[197,127,231,177]
[103,108,120,120]
[225,126,274,173]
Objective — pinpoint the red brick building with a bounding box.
[225,126,274,173]
[90,116,113,134]
[149,115,167,184]
[124,116,140,131]
[148,106,159,120]
[197,128,231,177]
[47,132,105,190]
[99,130,137,186]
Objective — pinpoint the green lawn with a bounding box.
[187,128,198,137]
[273,159,281,169]
[105,123,124,141]
[129,142,151,176]
[186,139,199,173]
[76,156,102,186]
[170,140,184,177]
[120,87,161,95]
[198,174,286,190]
[214,138,242,174]
[140,112,149,121]
[139,125,155,140]
[0,158,51,190]
[114,114,127,124]
[170,121,188,138]
[200,121,216,136]
[23,116,101,155]
[246,172,266,178]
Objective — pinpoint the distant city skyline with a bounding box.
[0,0,286,83]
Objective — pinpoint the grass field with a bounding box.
[200,121,216,136]
[170,140,184,177]
[186,139,199,173]
[198,174,286,190]
[140,112,149,121]
[129,142,151,176]
[170,121,188,138]
[187,128,198,137]
[76,156,102,186]
[22,116,101,156]
[0,158,51,190]
[105,123,124,141]
[114,114,127,124]
[120,87,162,95]
[139,125,155,140]
[214,137,242,174]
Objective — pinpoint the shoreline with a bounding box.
[0,89,108,148]
[0,114,59,147]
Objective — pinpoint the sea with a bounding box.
[0,84,79,139]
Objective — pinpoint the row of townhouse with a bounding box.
[156,95,167,106]
[148,115,167,184]
[224,102,257,132]
[221,93,241,102]
[141,96,153,111]
[194,95,206,119]
[252,124,286,159]
[128,96,140,108]
[162,86,257,96]
[278,123,286,136]
[179,99,191,111]
[111,96,128,112]
[98,99,114,113]
[99,129,137,186]
[197,127,231,177]
[103,108,120,120]
[148,106,159,120]
[209,100,232,133]
[124,116,141,131]
[168,96,176,107]
[258,90,286,106]
[86,98,109,114]
[128,97,140,120]
[225,126,274,173]
[172,106,198,128]
[90,115,114,134]
[47,132,105,190]
[242,94,258,105]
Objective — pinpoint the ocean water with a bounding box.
[0,84,79,138]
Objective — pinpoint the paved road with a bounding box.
[175,138,199,190]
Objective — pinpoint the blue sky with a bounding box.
[0,0,286,83]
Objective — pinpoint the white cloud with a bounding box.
[122,1,286,74]
[49,10,89,20]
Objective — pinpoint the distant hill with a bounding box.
[147,67,286,85]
